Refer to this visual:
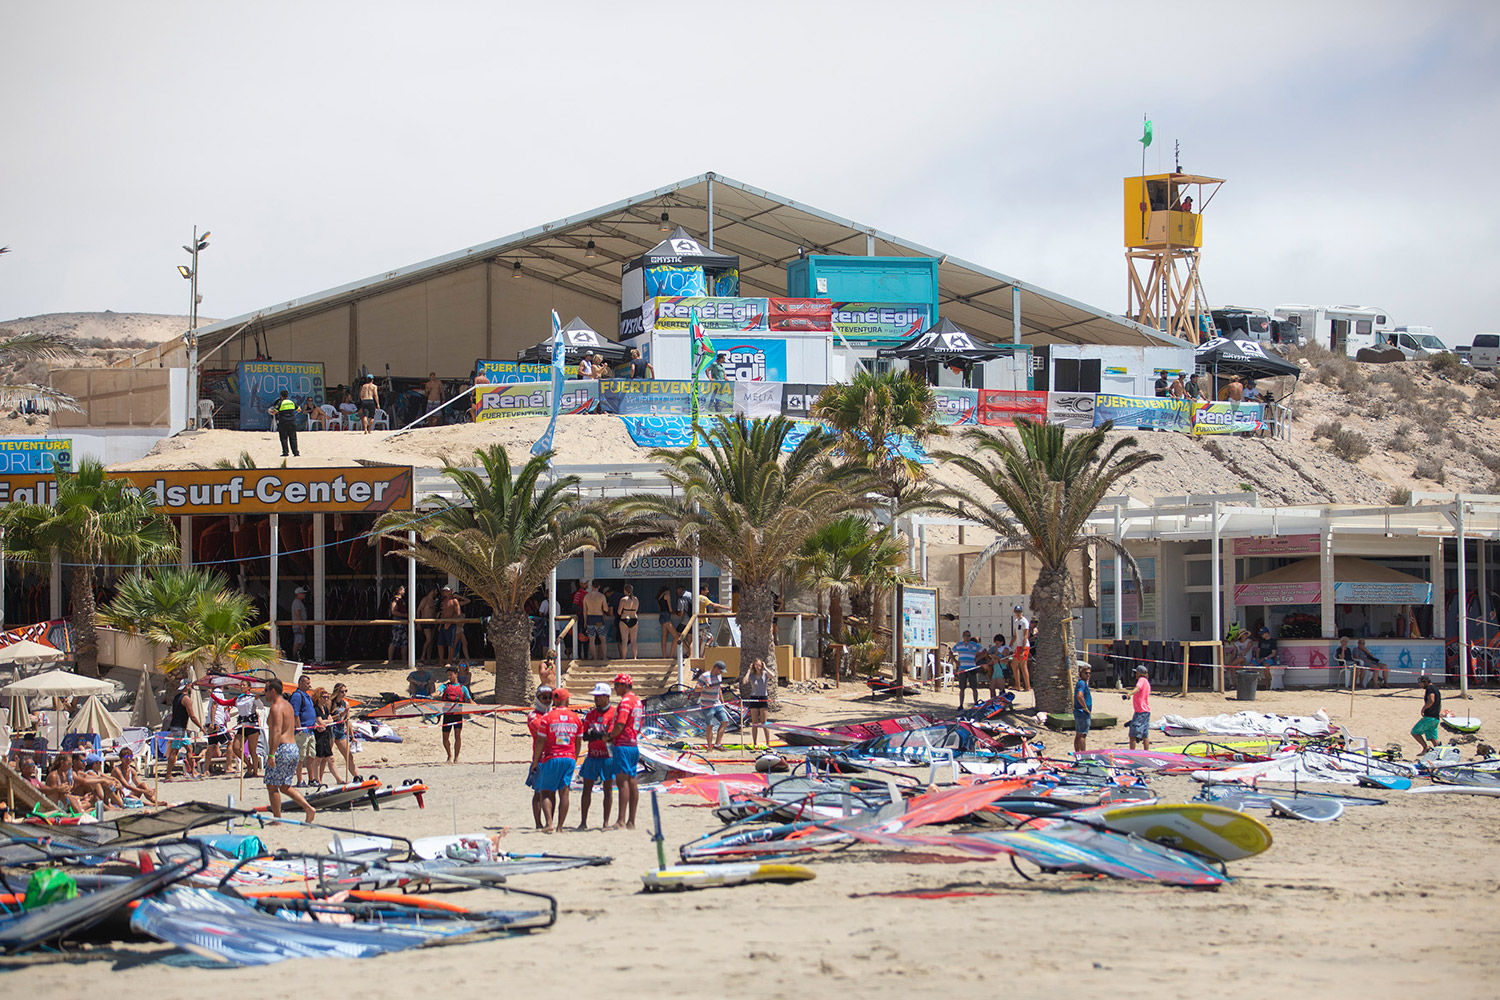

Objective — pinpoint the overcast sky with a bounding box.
[3,1,1497,345]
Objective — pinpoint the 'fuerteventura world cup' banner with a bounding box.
[597,379,733,415]
[978,389,1047,427]
[1046,391,1096,429]
[0,439,73,473]
[237,362,325,431]
[932,387,978,425]
[477,360,579,384]
[1093,394,1194,433]
[474,380,598,422]
[1193,401,1263,435]
[829,303,930,343]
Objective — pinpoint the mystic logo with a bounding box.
[719,345,768,381]
[670,238,705,256]
[784,393,816,413]
[619,308,645,338]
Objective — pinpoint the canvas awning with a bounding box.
[1233,556,1434,606]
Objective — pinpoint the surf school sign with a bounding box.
[0,467,414,515]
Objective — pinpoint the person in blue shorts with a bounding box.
[1073,663,1093,754]
[532,687,581,834]
[577,683,617,829]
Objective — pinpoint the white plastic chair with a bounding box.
[310,404,338,431]
[197,399,215,429]
[371,408,390,431]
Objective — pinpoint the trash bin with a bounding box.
[1235,669,1259,701]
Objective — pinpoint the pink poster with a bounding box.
[1234,582,1322,606]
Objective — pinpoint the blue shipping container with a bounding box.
[786,255,941,324]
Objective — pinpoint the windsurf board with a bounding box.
[1098,802,1273,861]
[1269,798,1344,822]
[642,863,816,892]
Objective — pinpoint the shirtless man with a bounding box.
[263,678,315,821]
[417,585,441,662]
[358,375,380,434]
[470,369,491,420]
[424,372,445,426]
[439,586,469,661]
[582,581,610,660]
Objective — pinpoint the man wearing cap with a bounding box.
[952,631,984,709]
[1073,664,1093,754]
[608,673,642,830]
[695,660,730,750]
[577,683,616,830]
[1011,606,1032,692]
[531,687,581,834]
[288,674,318,786]
[164,677,202,780]
[526,685,554,829]
[1124,665,1152,750]
[268,389,300,458]
[291,587,309,661]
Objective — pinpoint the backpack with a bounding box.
[443,682,464,702]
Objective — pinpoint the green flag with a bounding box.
[1139,119,1153,148]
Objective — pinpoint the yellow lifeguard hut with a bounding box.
[1124,172,1224,341]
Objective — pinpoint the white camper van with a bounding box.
[1273,304,1393,356]
[1471,333,1500,370]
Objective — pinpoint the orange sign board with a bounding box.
[0,466,414,515]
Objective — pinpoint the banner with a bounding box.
[1234,534,1320,557]
[978,389,1048,427]
[900,586,939,649]
[644,265,707,298]
[617,415,697,449]
[932,387,979,425]
[829,302,930,343]
[598,379,733,416]
[1233,582,1322,606]
[0,439,72,473]
[648,297,769,333]
[1332,581,1434,605]
[715,337,788,382]
[1193,401,1264,435]
[767,298,833,333]
[530,311,568,457]
[236,362,325,431]
[477,360,578,384]
[780,383,828,418]
[1093,393,1194,433]
[0,467,414,515]
[733,381,784,418]
[478,379,598,422]
[1046,391,1096,429]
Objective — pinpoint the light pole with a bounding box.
[178,227,209,429]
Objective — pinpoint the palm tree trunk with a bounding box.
[830,591,844,642]
[1030,565,1072,713]
[72,564,100,677]
[737,581,779,711]
[488,609,535,706]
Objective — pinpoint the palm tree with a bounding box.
[615,416,874,702]
[99,566,232,653]
[0,458,178,676]
[794,516,914,646]
[374,445,606,706]
[812,368,944,510]
[0,330,86,410]
[929,419,1161,712]
[159,590,279,676]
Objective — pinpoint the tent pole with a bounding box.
[706,176,714,250]
[1457,497,1468,698]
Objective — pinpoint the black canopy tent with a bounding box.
[627,226,740,272]
[876,317,1020,362]
[517,317,631,363]
[1194,337,1303,381]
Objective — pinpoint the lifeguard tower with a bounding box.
[1124,172,1224,340]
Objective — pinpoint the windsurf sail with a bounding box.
[0,854,202,953]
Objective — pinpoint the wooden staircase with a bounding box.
[559,658,683,697]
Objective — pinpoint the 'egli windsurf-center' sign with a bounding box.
[0,466,414,515]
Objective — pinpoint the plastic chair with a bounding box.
[197,399,215,429]
[371,408,390,431]
[310,404,337,431]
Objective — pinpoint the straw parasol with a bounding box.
[66,694,124,742]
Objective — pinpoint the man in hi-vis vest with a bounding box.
[269,389,300,458]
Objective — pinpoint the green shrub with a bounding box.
[1413,457,1446,484]
[1329,428,1371,462]
[1388,487,1412,505]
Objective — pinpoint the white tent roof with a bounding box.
[182,172,1190,362]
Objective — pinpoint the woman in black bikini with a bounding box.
[656,585,677,657]
[331,683,361,780]
[618,584,640,659]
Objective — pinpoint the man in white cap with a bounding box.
[1011,605,1031,692]
[291,586,309,661]
[577,682,616,829]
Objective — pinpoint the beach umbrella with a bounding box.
[0,639,66,664]
[5,693,30,730]
[66,694,124,741]
[1,669,115,698]
[131,674,163,729]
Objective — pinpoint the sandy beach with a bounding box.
[5,673,1497,999]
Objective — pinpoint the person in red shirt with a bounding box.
[531,687,580,833]
[608,673,643,831]
[577,683,616,830]
[525,685,553,830]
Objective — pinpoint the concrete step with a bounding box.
[560,659,682,697]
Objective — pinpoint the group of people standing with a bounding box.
[526,672,643,834]
[948,606,1035,707]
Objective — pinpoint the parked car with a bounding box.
[1386,329,1452,360]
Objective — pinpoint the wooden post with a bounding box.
[1181,643,1190,697]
